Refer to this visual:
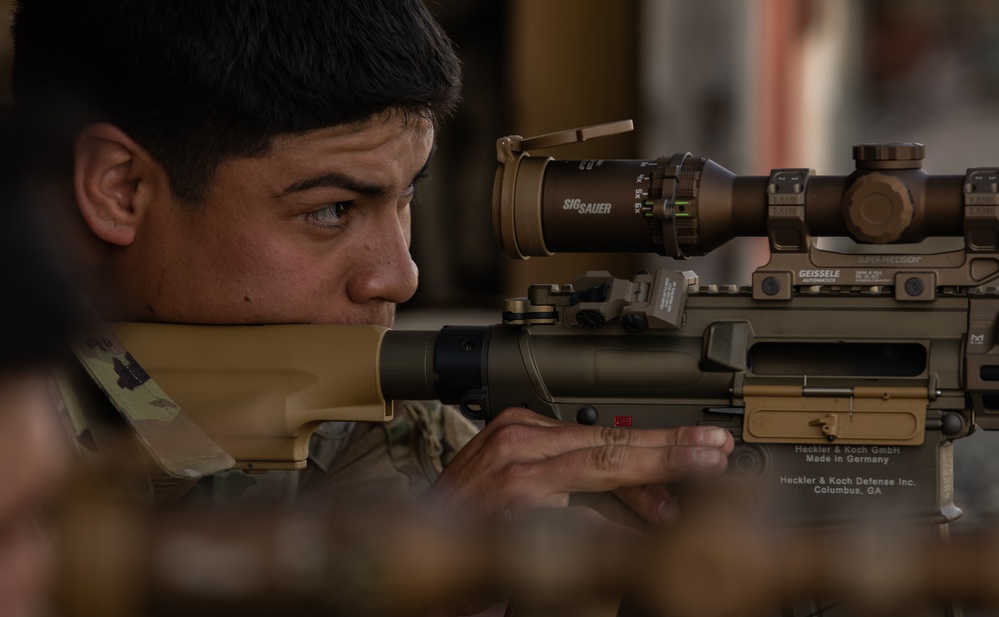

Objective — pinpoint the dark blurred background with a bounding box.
[408,0,999,318]
[4,0,999,522]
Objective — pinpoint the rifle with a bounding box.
[377,120,999,528]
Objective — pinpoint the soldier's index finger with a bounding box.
[583,424,734,451]
[523,443,731,496]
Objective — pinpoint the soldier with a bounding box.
[9,0,733,540]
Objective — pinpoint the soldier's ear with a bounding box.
[73,123,166,247]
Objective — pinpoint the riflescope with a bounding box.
[492,120,995,259]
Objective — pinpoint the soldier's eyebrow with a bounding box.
[278,148,436,198]
[278,172,389,199]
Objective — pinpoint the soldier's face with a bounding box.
[110,113,433,326]
[0,373,68,617]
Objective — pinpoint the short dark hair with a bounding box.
[11,0,463,202]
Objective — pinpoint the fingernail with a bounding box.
[658,499,679,523]
[693,448,723,468]
[699,427,729,448]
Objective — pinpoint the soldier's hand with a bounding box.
[422,407,734,527]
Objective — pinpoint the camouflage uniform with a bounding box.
[187,403,477,504]
[52,327,479,505]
